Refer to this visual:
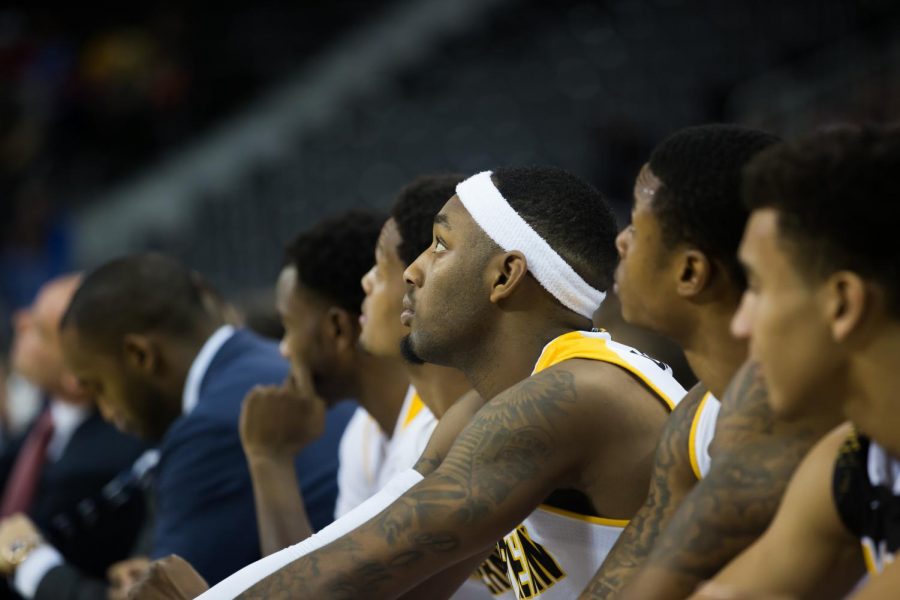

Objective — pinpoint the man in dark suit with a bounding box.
[51,255,352,588]
[0,275,146,598]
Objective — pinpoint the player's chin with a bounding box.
[357,328,373,353]
[765,382,805,421]
[617,296,643,327]
[399,334,426,366]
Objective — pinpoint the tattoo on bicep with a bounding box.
[711,361,773,442]
[645,361,822,581]
[581,390,702,598]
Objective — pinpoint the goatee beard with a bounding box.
[399,335,426,365]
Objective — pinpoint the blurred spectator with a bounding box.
[0,274,146,599]
[0,368,42,445]
[0,184,73,352]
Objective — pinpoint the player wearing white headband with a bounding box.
[133,166,686,599]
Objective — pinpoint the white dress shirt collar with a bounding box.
[182,325,236,415]
[47,400,91,462]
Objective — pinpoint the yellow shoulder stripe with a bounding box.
[688,392,712,481]
[533,331,676,411]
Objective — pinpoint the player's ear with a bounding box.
[325,307,356,354]
[675,249,712,298]
[489,251,528,304]
[828,270,869,343]
[123,334,160,376]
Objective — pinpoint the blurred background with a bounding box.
[1,0,898,356]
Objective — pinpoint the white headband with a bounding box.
[455,170,606,319]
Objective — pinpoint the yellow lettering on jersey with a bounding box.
[473,547,514,595]
[498,525,565,598]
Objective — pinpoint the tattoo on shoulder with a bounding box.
[713,361,775,439]
[644,361,828,584]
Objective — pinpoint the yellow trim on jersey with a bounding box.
[688,392,712,481]
[861,540,878,575]
[532,331,676,411]
[402,393,425,429]
[537,503,629,528]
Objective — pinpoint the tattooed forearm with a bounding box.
[413,452,441,475]
[618,361,840,600]
[237,370,580,599]
[580,386,705,599]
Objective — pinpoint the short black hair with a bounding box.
[491,166,618,293]
[648,124,780,289]
[61,253,212,351]
[743,124,900,315]
[285,209,384,314]
[391,174,465,265]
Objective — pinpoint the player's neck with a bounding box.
[356,353,409,437]
[405,363,470,419]
[680,305,747,398]
[463,320,577,401]
[844,326,900,457]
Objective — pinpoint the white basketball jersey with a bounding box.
[689,392,721,480]
[379,387,437,490]
[494,330,687,599]
[335,387,436,518]
[334,408,387,518]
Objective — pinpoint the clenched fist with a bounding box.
[108,556,151,600]
[127,555,208,600]
[239,363,326,461]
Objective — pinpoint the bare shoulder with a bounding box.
[652,382,709,468]
[708,422,858,592]
[546,358,673,434]
[711,360,775,447]
[777,421,855,529]
[668,383,709,434]
[711,360,840,460]
[792,421,854,491]
[530,360,675,494]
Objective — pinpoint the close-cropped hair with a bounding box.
[60,253,211,351]
[648,124,780,289]
[743,124,900,315]
[285,209,384,314]
[391,174,465,266]
[491,166,619,293]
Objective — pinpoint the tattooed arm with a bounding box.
[235,366,630,599]
[579,384,707,599]
[689,424,863,599]
[412,389,487,477]
[618,361,845,600]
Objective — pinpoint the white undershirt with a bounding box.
[182,325,236,415]
[47,400,91,462]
